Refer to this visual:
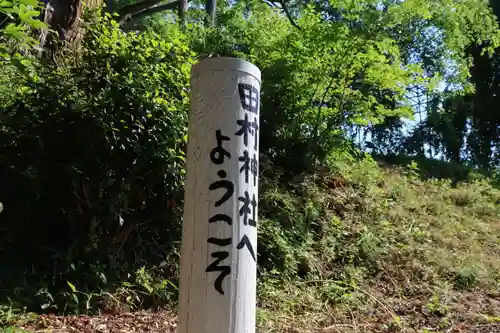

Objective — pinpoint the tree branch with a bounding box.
[117,0,165,17]
[262,0,277,7]
[119,1,185,26]
[116,0,298,30]
[278,0,301,30]
[128,2,179,22]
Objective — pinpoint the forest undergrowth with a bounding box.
[2,1,500,332]
[3,156,500,333]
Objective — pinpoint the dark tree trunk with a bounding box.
[205,0,216,25]
[39,0,101,54]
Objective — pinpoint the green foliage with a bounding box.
[189,2,422,171]
[0,11,193,313]
[256,159,500,331]
[425,295,449,316]
[0,0,46,104]
[1,328,29,333]
[453,265,480,290]
[1,0,500,330]
[0,0,46,56]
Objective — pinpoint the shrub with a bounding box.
[0,12,194,312]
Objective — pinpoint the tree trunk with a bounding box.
[205,0,216,25]
[40,0,218,53]
[40,0,103,53]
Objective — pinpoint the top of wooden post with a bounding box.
[192,57,261,83]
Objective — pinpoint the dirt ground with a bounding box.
[14,290,500,333]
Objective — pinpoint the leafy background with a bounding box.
[0,0,500,332]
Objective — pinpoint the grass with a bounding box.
[255,157,500,333]
[2,156,500,333]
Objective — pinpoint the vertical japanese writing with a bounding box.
[206,130,234,295]
[235,82,259,263]
[238,83,259,114]
[235,113,259,150]
[205,80,260,296]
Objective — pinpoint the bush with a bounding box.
[0,12,194,313]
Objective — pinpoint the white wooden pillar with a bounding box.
[178,57,261,333]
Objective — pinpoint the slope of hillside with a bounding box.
[255,157,500,333]
[5,157,500,333]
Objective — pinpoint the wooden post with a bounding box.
[178,57,261,333]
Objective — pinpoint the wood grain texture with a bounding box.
[178,57,261,333]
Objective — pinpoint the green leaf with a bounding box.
[67,281,77,293]
[26,19,47,29]
[3,23,27,39]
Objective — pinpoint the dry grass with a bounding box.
[256,160,500,333]
[5,160,500,333]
